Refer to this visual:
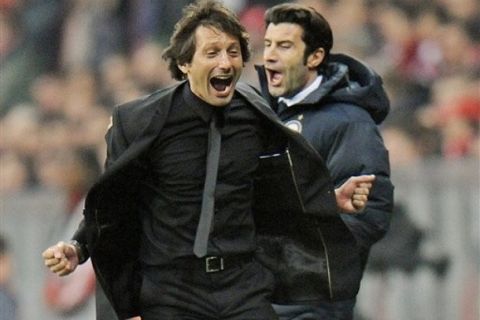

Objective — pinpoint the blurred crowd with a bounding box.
[0,0,478,319]
[1,0,479,199]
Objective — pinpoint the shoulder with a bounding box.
[314,101,376,127]
[113,83,180,139]
[235,82,279,123]
[236,83,269,108]
[116,84,179,122]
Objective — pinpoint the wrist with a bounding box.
[69,240,88,264]
[334,188,343,211]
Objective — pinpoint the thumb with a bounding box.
[353,174,375,183]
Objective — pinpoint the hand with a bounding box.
[335,175,375,214]
[42,241,79,276]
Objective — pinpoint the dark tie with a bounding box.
[193,111,222,257]
[277,100,288,114]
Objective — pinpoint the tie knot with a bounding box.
[212,109,225,128]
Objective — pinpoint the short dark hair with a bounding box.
[265,3,333,71]
[163,0,251,81]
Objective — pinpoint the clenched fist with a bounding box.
[42,241,80,277]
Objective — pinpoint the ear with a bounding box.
[178,63,189,75]
[306,48,325,69]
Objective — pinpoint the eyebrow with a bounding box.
[264,38,294,46]
[203,40,240,49]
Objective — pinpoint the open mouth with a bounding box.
[210,75,234,93]
[266,69,283,86]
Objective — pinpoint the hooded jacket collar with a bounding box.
[256,53,390,124]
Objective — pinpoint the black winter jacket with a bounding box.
[256,54,395,303]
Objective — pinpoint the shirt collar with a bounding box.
[182,83,218,123]
[278,75,323,107]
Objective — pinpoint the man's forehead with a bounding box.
[265,22,303,38]
[195,25,239,42]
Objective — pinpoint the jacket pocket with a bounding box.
[254,148,305,215]
[256,219,335,303]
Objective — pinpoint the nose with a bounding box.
[218,52,232,70]
[263,45,277,63]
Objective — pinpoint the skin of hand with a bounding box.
[335,175,375,214]
[42,241,79,277]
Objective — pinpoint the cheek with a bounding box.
[231,60,244,78]
[189,68,209,87]
[286,62,307,86]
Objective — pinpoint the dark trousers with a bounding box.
[139,258,278,320]
[273,299,356,320]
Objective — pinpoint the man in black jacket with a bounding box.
[42,1,375,319]
[257,3,394,320]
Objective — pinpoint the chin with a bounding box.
[210,96,233,107]
[268,87,284,98]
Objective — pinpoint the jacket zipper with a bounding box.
[316,222,334,299]
[287,147,334,299]
[285,148,306,213]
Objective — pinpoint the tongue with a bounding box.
[212,82,227,92]
[271,72,282,84]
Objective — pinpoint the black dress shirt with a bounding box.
[139,84,268,266]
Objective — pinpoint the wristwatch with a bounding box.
[69,240,88,264]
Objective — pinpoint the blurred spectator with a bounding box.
[35,148,101,212]
[239,4,267,53]
[98,54,139,106]
[0,151,30,195]
[369,2,416,77]
[0,0,478,318]
[0,10,45,117]
[0,234,16,320]
[30,73,67,123]
[43,199,96,319]
[0,105,40,158]
[61,67,110,153]
[20,0,65,70]
[436,22,480,76]
[417,74,480,159]
[237,4,268,85]
[328,0,374,58]
[439,0,480,25]
[40,148,101,317]
[0,105,40,190]
[381,126,422,167]
[59,0,126,71]
[129,41,176,93]
[126,0,192,45]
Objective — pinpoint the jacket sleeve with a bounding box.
[319,119,394,249]
[104,105,130,169]
[71,105,130,260]
[71,219,88,262]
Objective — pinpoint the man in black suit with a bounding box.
[42,1,374,319]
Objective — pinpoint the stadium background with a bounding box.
[0,0,478,319]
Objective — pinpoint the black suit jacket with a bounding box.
[72,82,348,319]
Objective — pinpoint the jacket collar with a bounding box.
[255,53,390,124]
[254,62,348,108]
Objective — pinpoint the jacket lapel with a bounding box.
[236,82,324,162]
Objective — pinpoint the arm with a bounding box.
[320,120,394,247]
[42,106,129,276]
